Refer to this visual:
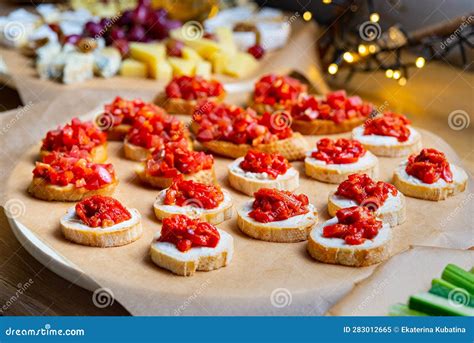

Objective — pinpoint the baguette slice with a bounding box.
[292,117,366,135]
[136,164,217,189]
[327,191,407,227]
[392,162,468,201]
[154,92,226,115]
[228,157,299,196]
[352,125,422,157]
[153,189,233,225]
[247,95,288,115]
[150,229,233,276]
[237,201,318,242]
[106,124,132,141]
[28,177,118,201]
[60,207,142,247]
[201,133,309,161]
[305,151,378,184]
[40,143,108,163]
[307,217,392,267]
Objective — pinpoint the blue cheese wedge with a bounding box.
[93,47,121,78]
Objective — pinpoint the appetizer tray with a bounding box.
[5,109,473,315]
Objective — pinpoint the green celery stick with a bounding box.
[430,278,474,307]
[389,303,427,316]
[442,264,474,294]
[409,292,474,316]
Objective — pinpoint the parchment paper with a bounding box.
[1,93,473,316]
[327,246,474,316]
[0,20,329,105]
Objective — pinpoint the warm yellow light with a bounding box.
[368,44,377,53]
[393,70,401,80]
[343,52,354,63]
[398,77,407,86]
[358,44,368,56]
[415,57,425,68]
[370,12,380,23]
[303,11,312,21]
[385,69,394,78]
[328,63,338,75]
[322,0,332,4]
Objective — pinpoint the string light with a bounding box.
[322,0,332,4]
[303,11,312,21]
[392,70,401,80]
[385,69,394,78]
[358,44,368,56]
[343,52,354,63]
[398,77,407,86]
[328,63,338,74]
[368,44,377,53]
[370,12,380,23]
[415,57,426,68]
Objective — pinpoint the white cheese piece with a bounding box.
[396,161,467,188]
[330,192,403,214]
[228,157,298,181]
[305,149,377,172]
[62,52,94,84]
[352,125,420,147]
[93,47,121,78]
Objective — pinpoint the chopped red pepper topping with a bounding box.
[158,214,220,252]
[41,118,106,153]
[165,76,224,100]
[291,91,373,124]
[336,173,398,209]
[249,188,309,223]
[239,150,290,179]
[406,148,453,184]
[193,101,293,145]
[33,147,116,190]
[126,113,188,150]
[323,206,383,245]
[253,74,306,107]
[102,96,151,127]
[364,112,411,142]
[75,195,131,228]
[164,179,224,209]
[145,146,213,178]
[311,138,366,164]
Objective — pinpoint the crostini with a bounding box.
[153,179,233,224]
[249,74,306,114]
[228,150,299,196]
[307,206,392,267]
[305,138,378,184]
[40,117,107,163]
[124,112,191,161]
[193,101,309,161]
[136,145,216,188]
[154,75,226,115]
[328,173,406,227]
[237,188,318,243]
[290,91,373,135]
[28,148,118,201]
[150,214,234,276]
[60,195,142,247]
[98,97,164,141]
[392,148,468,201]
[352,112,422,157]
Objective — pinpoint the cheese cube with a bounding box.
[194,61,212,78]
[119,58,148,78]
[168,57,195,76]
[209,51,230,74]
[215,26,237,55]
[152,59,173,80]
[129,42,166,77]
[223,52,258,78]
[181,47,203,63]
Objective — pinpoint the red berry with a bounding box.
[247,44,265,59]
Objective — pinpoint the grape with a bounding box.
[113,39,130,57]
[132,5,149,25]
[110,27,126,41]
[166,39,184,57]
[128,25,146,42]
[117,10,133,27]
[84,21,103,37]
[248,44,265,59]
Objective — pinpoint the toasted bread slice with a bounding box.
[106,124,132,141]
[150,229,233,276]
[123,139,152,162]
[136,164,217,189]
[305,151,378,184]
[237,201,318,242]
[327,191,407,227]
[307,217,392,267]
[60,207,142,247]
[40,143,108,163]
[28,177,117,201]
[153,189,233,224]
[247,95,288,115]
[352,126,422,157]
[292,117,366,135]
[227,157,299,196]
[201,133,309,161]
[154,92,226,115]
[392,162,468,201]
